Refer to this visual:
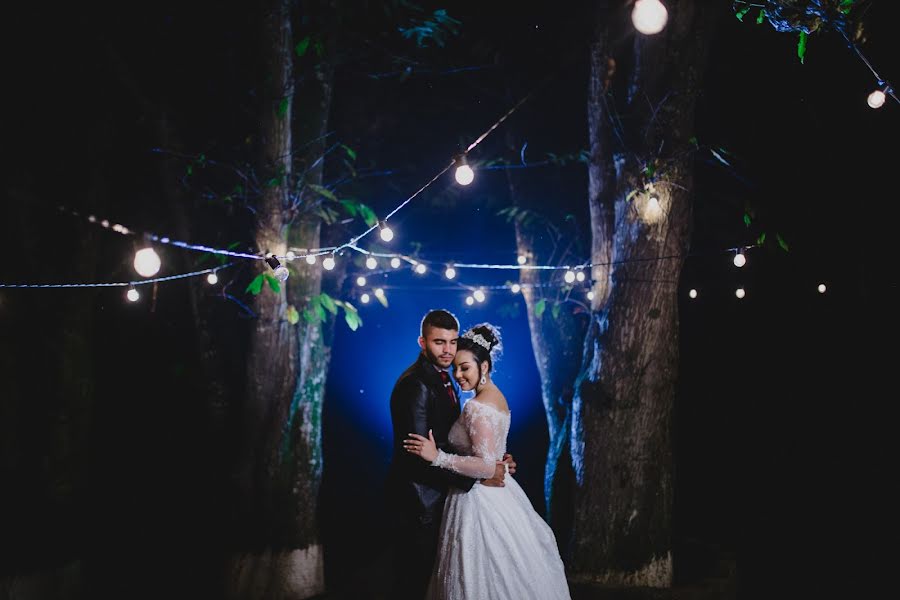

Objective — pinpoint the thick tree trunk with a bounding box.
[569,0,714,586]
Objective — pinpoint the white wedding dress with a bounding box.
[426,399,571,600]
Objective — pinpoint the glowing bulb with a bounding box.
[323,256,336,271]
[455,164,474,186]
[587,290,595,301]
[361,293,370,304]
[644,195,663,221]
[390,257,401,269]
[473,289,486,303]
[735,287,746,299]
[564,270,576,284]
[374,288,385,298]
[517,255,527,265]
[818,283,827,294]
[688,289,697,299]
[632,0,668,35]
[126,288,140,302]
[733,252,746,268]
[356,276,366,287]
[576,271,586,282]
[133,247,161,277]
[207,272,218,285]
[305,254,317,265]
[511,283,521,294]
[465,296,475,306]
[366,257,378,270]
[380,224,394,242]
[415,263,427,275]
[867,89,886,109]
[265,254,290,282]
[286,251,296,261]
[445,267,457,280]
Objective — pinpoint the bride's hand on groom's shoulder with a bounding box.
[403,429,438,462]
[502,453,517,475]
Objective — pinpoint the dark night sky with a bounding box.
[1,1,897,596]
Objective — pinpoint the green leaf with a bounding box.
[625,189,639,203]
[245,273,265,296]
[319,292,338,315]
[343,303,361,331]
[302,309,316,324]
[757,232,767,246]
[286,305,300,325]
[776,233,790,252]
[756,9,766,24]
[735,6,751,22]
[265,273,281,294]
[308,183,338,202]
[339,199,359,217]
[358,203,378,227]
[277,97,289,118]
[315,302,326,322]
[341,144,357,161]
[551,303,561,320]
[839,0,854,15]
[797,31,808,64]
[534,298,546,318]
[688,136,699,148]
[743,213,752,227]
[186,165,193,176]
[295,36,310,57]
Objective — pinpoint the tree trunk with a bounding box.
[569,0,714,586]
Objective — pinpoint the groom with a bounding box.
[387,309,515,599]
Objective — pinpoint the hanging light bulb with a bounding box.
[867,88,887,109]
[473,289,486,303]
[323,256,336,271]
[305,254,317,265]
[564,270,576,284]
[390,257,402,269]
[817,283,827,294]
[465,296,475,306]
[576,270,586,282]
[286,251,296,261]
[379,221,394,242]
[366,256,378,270]
[644,195,663,221]
[517,255,527,265]
[361,293,371,304]
[207,272,219,285]
[688,288,698,299]
[735,287,746,299]
[414,263,427,275]
[133,247,161,278]
[587,290,595,301]
[454,155,475,186]
[265,254,290,282]
[374,288,386,300]
[356,276,367,287]
[632,0,668,35]
[733,251,747,268]
[511,283,521,294]
[126,287,140,302]
[445,266,457,280]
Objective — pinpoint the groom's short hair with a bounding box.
[421,309,460,337]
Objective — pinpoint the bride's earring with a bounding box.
[479,375,486,386]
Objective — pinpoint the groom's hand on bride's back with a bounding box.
[480,462,507,487]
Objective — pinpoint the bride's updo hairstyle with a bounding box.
[457,323,503,374]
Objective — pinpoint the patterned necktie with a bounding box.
[439,370,457,406]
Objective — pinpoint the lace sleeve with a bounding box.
[431,404,499,479]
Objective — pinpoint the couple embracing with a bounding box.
[387,309,570,600]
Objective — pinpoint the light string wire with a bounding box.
[0,264,232,289]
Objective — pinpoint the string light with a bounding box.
[207,272,218,285]
[356,276,366,287]
[390,257,402,269]
[587,290,594,301]
[454,156,475,186]
[414,263,427,275]
[379,221,394,242]
[733,251,747,268]
[473,289,486,303]
[517,255,527,265]
[818,283,827,294]
[511,283,521,294]
[445,266,457,280]
[126,287,140,302]
[286,251,296,261]
[366,257,378,270]
[323,256,336,271]
[265,254,290,282]
[564,270,576,284]
[133,247,161,278]
[305,254,317,265]
[465,296,475,306]
[361,293,371,304]
[632,0,668,35]
[735,287,746,299]
[575,270,586,282]
[374,288,386,301]
[688,288,698,299]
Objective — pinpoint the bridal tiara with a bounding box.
[461,330,491,350]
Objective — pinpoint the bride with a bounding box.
[404,323,571,600]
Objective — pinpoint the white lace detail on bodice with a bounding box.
[431,400,510,479]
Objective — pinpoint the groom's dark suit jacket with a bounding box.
[387,353,476,525]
